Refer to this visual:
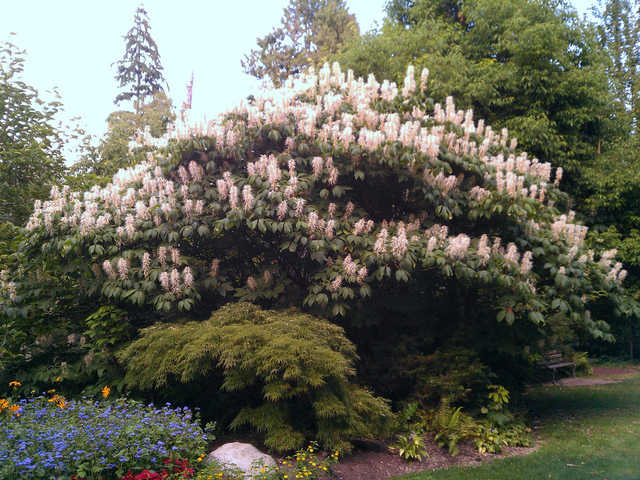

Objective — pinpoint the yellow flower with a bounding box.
[47,389,56,394]
[0,399,9,411]
[57,398,67,409]
[101,385,111,398]
[9,381,21,389]
[55,377,61,382]
[9,404,20,414]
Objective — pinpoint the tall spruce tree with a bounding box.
[113,5,167,113]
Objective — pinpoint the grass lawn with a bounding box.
[391,373,640,480]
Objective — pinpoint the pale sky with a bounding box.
[1,0,594,160]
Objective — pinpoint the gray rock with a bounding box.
[205,442,276,479]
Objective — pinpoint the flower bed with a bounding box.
[0,394,208,479]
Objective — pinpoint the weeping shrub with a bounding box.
[118,303,392,452]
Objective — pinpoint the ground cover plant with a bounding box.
[0,386,208,480]
[389,372,640,480]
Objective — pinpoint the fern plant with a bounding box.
[423,398,477,457]
[118,303,392,452]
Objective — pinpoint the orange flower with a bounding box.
[9,404,20,416]
[9,381,21,388]
[101,385,111,398]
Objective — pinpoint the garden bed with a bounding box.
[328,437,537,480]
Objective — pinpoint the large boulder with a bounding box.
[205,442,276,478]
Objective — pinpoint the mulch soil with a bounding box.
[326,437,537,480]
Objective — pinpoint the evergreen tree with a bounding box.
[113,5,167,113]
[242,0,359,85]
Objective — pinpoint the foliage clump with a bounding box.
[119,303,392,453]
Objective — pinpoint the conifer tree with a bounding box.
[242,0,359,85]
[113,5,167,113]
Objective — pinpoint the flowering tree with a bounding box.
[1,63,633,387]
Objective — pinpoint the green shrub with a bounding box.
[572,351,594,377]
[412,347,493,407]
[119,303,392,453]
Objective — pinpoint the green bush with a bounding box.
[411,347,493,407]
[119,303,392,452]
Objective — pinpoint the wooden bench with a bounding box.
[539,350,577,380]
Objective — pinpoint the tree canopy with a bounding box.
[0,41,68,226]
[242,0,359,85]
[71,91,175,185]
[334,0,609,187]
[593,0,640,130]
